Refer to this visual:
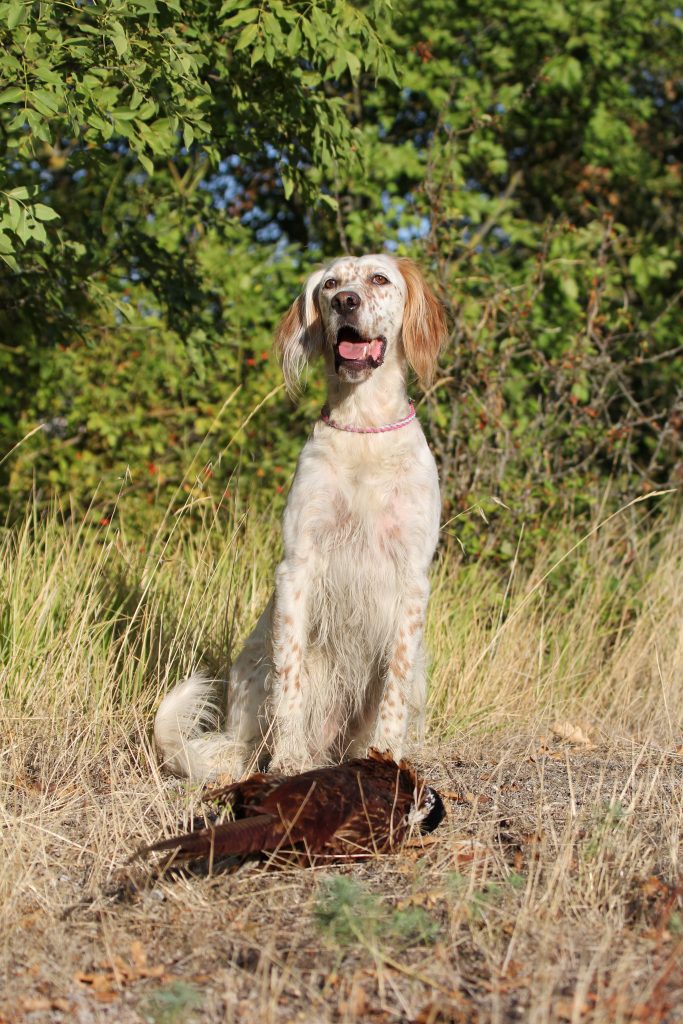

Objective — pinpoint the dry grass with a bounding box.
[2,494,682,1023]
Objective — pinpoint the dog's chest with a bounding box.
[316,461,411,557]
[284,431,439,570]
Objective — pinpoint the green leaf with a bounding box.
[26,217,47,244]
[286,23,302,56]
[6,198,21,231]
[0,250,19,271]
[15,209,31,243]
[111,20,128,57]
[559,275,578,301]
[7,0,24,30]
[234,22,259,51]
[262,11,283,43]
[571,382,589,403]
[222,7,259,27]
[545,55,583,91]
[0,231,14,254]
[32,89,60,114]
[33,203,60,222]
[344,50,361,78]
[110,106,138,121]
[0,86,24,104]
[138,151,154,175]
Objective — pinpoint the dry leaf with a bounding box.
[442,790,470,803]
[552,720,594,746]
[415,1000,474,1024]
[21,997,52,1012]
[641,875,668,899]
[348,983,367,1017]
[448,839,491,874]
[75,941,166,1001]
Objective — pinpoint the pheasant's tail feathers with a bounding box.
[142,813,279,861]
[367,748,398,765]
[367,747,421,787]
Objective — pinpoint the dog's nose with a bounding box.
[331,290,361,314]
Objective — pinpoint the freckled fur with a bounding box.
[154,255,447,781]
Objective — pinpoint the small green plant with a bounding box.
[468,883,503,922]
[140,981,204,1024]
[314,876,439,950]
[583,801,628,860]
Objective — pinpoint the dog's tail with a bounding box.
[153,674,247,782]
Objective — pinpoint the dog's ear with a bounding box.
[397,258,448,387]
[275,267,326,396]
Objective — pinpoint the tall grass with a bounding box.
[2,493,682,1021]
[2,492,680,775]
[428,497,683,746]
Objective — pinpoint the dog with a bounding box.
[154,254,447,782]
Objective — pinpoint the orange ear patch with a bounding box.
[397,258,448,386]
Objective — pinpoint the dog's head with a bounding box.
[276,255,447,395]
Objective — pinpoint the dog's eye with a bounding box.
[323,278,337,290]
[372,274,389,285]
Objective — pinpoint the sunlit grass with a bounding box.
[1,492,681,1021]
[2,492,680,764]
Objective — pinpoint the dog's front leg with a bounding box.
[371,581,430,759]
[268,557,314,772]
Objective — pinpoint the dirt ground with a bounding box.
[3,731,683,1024]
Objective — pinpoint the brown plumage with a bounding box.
[142,750,445,867]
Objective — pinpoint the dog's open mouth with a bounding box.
[334,325,386,371]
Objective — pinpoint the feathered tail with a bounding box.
[143,813,279,860]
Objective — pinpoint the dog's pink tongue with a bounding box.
[339,338,383,360]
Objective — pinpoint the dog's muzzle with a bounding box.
[334,325,387,373]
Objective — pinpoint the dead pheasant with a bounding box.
[142,749,445,867]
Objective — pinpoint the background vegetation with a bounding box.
[1,0,680,554]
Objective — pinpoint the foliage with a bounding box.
[0,0,391,517]
[0,0,680,547]
[318,0,683,547]
[314,875,439,949]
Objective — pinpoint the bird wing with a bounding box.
[256,773,355,850]
[201,772,288,809]
[320,767,413,855]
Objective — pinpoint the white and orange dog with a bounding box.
[154,255,447,781]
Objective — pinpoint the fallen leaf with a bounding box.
[554,996,590,1019]
[448,839,491,874]
[415,1000,475,1024]
[21,997,52,1012]
[552,721,594,746]
[348,983,367,1017]
[641,875,668,899]
[130,940,148,969]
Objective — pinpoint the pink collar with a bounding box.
[320,401,416,434]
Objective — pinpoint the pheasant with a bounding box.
[142,749,445,867]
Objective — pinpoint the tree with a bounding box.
[318,0,683,547]
[1,0,681,547]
